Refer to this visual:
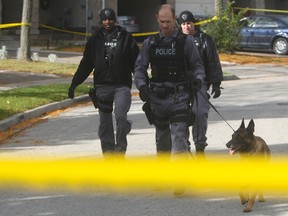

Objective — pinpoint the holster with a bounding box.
[88,88,98,109]
[142,102,154,125]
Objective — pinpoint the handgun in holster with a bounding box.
[142,102,154,125]
[88,87,98,109]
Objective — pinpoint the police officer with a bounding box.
[68,8,139,157]
[134,4,205,157]
[178,11,224,156]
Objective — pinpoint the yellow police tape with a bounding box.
[198,16,218,25]
[0,17,215,38]
[234,7,288,14]
[1,155,288,193]
[0,22,30,29]
[38,24,90,36]
[0,22,151,37]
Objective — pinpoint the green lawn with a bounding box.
[0,59,78,75]
[0,59,232,121]
[0,59,90,121]
[0,84,91,121]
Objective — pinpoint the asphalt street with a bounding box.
[0,51,288,215]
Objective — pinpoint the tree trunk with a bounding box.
[215,0,223,15]
[0,0,2,25]
[18,0,33,61]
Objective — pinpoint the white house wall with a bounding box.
[175,0,215,17]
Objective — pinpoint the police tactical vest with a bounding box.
[148,33,187,83]
[104,31,121,65]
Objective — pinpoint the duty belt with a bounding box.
[151,84,188,95]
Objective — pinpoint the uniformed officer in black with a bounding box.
[68,8,139,157]
[178,11,223,156]
[134,4,205,158]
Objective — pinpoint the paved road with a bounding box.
[1,187,288,216]
[1,61,288,215]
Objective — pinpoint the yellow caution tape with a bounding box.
[38,24,91,36]
[0,22,90,36]
[0,155,288,193]
[132,31,158,37]
[194,16,218,26]
[0,22,153,37]
[234,7,288,14]
[0,22,30,29]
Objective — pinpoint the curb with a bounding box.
[223,75,240,80]
[0,95,90,132]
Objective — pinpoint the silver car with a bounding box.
[117,16,140,33]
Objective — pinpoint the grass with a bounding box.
[219,53,288,65]
[0,59,88,121]
[0,59,78,75]
[0,83,91,121]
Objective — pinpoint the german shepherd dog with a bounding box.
[226,119,271,212]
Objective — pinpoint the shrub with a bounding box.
[202,1,247,54]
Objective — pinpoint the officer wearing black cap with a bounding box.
[99,8,116,22]
[68,8,139,158]
[178,10,223,156]
[178,10,196,24]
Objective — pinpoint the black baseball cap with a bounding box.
[99,8,116,21]
[178,11,196,25]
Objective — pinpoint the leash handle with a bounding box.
[198,90,235,132]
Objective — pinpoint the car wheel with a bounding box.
[273,38,288,55]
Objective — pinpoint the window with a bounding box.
[253,17,278,28]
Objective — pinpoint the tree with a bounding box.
[202,1,246,54]
[215,0,223,15]
[0,0,2,25]
[18,0,33,61]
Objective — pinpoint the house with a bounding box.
[0,0,287,39]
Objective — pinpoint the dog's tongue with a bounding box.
[229,149,236,155]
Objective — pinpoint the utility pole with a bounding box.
[18,0,33,61]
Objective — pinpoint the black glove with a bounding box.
[192,78,202,90]
[68,85,76,99]
[211,83,221,98]
[139,85,150,102]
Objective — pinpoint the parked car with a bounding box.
[117,16,140,33]
[239,15,288,55]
